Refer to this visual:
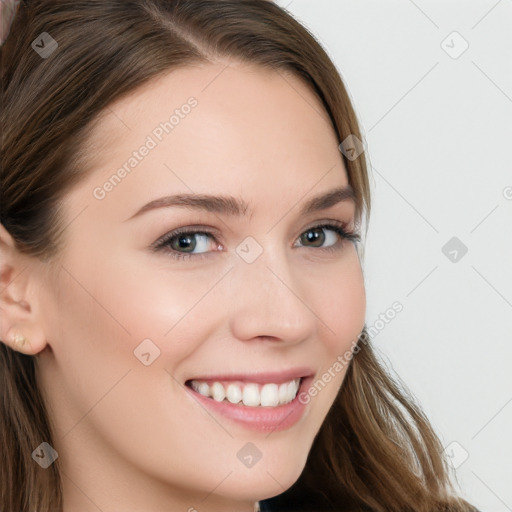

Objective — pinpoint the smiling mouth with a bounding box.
[185,377,304,408]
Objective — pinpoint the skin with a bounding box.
[0,61,366,512]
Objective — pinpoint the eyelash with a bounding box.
[152,221,361,261]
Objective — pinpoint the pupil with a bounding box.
[175,234,195,252]
[303,228,324,247]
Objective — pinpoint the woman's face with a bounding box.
[35,61,366,511]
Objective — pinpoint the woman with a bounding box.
[0,1,481,511]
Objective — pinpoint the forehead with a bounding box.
[68,61,349,220]
[91,60,333,134]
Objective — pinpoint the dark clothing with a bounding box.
[259,497,482,512]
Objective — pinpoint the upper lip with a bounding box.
[185,367,315,385]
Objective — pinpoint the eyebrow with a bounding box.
[125,185,356,221]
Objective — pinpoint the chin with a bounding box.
[218,450,308,503]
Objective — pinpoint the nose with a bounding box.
[227,246,318,346]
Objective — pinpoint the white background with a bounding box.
[277,1,512,510]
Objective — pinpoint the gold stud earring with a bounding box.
[12,333,27,350]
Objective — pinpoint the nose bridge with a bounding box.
[227,237,316,343]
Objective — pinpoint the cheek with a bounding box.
[294,249,365,420]
[55,250,220,359]
[41,264,236,485]
[311,248,366,356]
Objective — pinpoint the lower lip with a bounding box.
[185,377,312,432]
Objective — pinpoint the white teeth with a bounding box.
[242,383,260,407]
[211,382,226,402]
[197,382,210,397]
[288,379,299,397]
[260,383,279,407]
[278,382,289,403]
[188,378,301,407]
[226,383,242,404]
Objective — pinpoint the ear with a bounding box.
[0,223,48,355]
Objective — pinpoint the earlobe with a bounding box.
[2,325,47,355]
[5,331,31,353]
[0,223,48,355]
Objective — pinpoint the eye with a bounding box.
[294,222,360,252]
[297,225,339,248]
[152,221,360,261]
[152,228,220,260]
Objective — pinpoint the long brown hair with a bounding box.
[1,1,477,511]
